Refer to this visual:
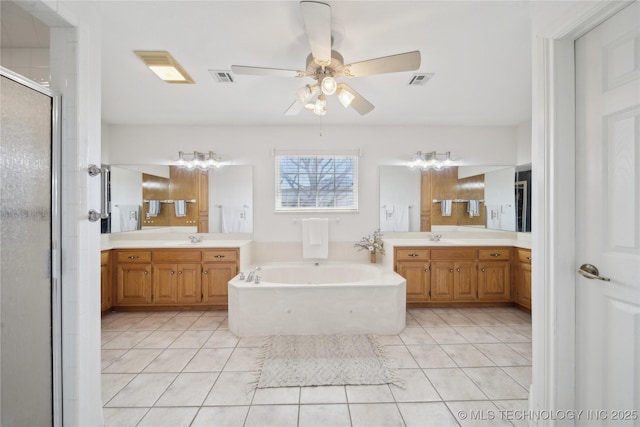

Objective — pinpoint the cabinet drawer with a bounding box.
[395,248,430,261]
[478,248,511,260]
[101,250,110,265]
[517,248,532,263]
[203,249,238,262]
[431,248,477,260]
[153,250,201,263]
[116,250,152,263]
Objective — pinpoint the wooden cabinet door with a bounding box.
[453,260,478,300]
[116,263,152,305]
[397,261,430,302]
[153,263,179,304]
[430,261,455,301]
[177,263,202,304]
[202,262,237,305]
[516,261,532,309]
[478,261,511,300]
[101,262,111,311]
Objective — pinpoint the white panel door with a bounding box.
[575,2,640,422]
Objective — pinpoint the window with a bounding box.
[275,153,358,211]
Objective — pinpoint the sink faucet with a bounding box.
[246,266,261,282]
[429,234,442,242]
[189,235,203,243]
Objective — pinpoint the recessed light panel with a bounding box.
[135,51,194,84]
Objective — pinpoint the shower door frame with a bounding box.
[0,66,63,426]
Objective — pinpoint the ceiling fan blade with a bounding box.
[343,50,421,77]
[300,1,332,64]
[284,100,304,116]
[337,83,374,115]
[231,65,304,78]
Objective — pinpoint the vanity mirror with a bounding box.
[379,164,531,233]
[104,164,253,234]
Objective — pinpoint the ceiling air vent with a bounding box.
[209,70,234,83]
[408,73,434,86]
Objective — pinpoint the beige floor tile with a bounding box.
[399,327,437,345]
[143,348,198,373]
[298,404,351,427]
[349,403,405,427]
[300,385,347,404]
[188,316,223,330]
[441,344,495,367]
[483,326,531,343]
[424,368,487,401]
[438,312,476,326]
[102,349,163,374]
[252,386,300,404]
[453,326,502,343]
[183,348,233,372]
[475,343,531,366]
[383,345,419,368]
[463,367,529,400]
[169,330,213,348]
[389,368,441,402]
[106,373,177,407]
[137,407,198,426]
[493,399,530,427]
[446,400,512,426]
[397,402,459,427]
[102,330,152,349]
[203,371,256,406]
[155,372,219,406]
[501,366,532,389]
[102,349,127,370]
[224,347,262,371]
[128,316,168,331]
[134,330,183,349]
[412,313,449,327]
[191,406,249,427]
[102,373,136,404]
[345,384,394,403]
[424,327,469,344]
[202,329,239,348]
[406,345,458,369]
[244,405,299,427]
[102,407,148,427]
[158,316,198,330]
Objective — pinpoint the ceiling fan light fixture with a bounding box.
[337,86,355,108]
[314,94,327,115]
[295,84,319,104]
[320,76,337,95]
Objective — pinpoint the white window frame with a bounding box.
[274,151,359,212]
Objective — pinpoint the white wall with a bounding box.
[107,124,518,242]
[517,119,532,166]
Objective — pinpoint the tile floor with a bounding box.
[102,307,532,427]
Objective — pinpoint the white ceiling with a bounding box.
[4,1,544,127]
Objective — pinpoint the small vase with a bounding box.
[370,252,377,263]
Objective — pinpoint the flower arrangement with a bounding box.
[354,229,385,256]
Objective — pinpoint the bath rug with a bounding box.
[254,334,403,389]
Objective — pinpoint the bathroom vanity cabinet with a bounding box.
[109,248,239,310]
[101,251,112,312]
[515,248,532,311]
[395,246,516,307]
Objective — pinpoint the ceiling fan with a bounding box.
[231,1,421,116]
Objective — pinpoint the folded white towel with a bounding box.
[302,218,329,259]
[441,200,452,216]
[174,200,187,217]
[467,200,480,217]
[148,200,161,217]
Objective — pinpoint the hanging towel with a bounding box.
[441,200,452,217]
[147,200,161,217]
[119,204,140,232]
[393,206,409,232]
[467,200,480,217]
[221,206,246,233]
[174,200,187,217]
[302,218,329,259]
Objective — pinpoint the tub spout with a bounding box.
[246,266,261,282]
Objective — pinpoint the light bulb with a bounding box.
[321,76,337,95]
[337,87,355,108]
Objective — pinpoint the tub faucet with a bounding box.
[246,266,261,282]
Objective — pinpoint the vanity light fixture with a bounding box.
[135,51,194,84]
[176,151,221,170]
[409,151,452,170]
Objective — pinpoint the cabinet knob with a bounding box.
[178,271,182,274]
[214,255,225,259]
[170,271,175,275]
[481,268,486,272]
[424,266,430,272]
[128,256,139,260]
[456,268,461,272]
[449,268,454,273]
[490,253,501,257]
[409,253,419,257]
[143,271,148,275]
[203,271,208,275]
[527,256,532,261]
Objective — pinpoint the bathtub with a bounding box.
[227,262,406,337]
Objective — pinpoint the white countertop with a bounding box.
[385,238,531,249]
[102,239,252,250]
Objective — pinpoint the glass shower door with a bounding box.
[1,72,59,425]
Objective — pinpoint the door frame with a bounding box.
[531,1,634,418]
[0,66,63,425]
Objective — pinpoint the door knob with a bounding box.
[578,264,610,281]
